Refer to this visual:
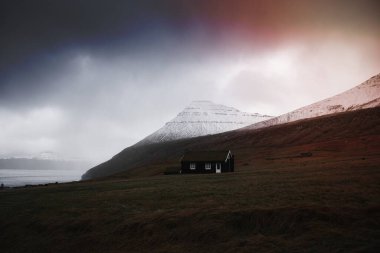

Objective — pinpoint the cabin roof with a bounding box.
[181,150,231,162]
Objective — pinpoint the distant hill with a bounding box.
[137,100,272,145]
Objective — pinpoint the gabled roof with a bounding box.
[181,150,231,162]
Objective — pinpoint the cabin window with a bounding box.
[205,163,211,170]
[190,163,196,170]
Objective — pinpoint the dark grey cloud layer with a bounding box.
[1,1,183,95]
[0,0,180,68]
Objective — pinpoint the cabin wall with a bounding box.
[181,158,234,174]
[230,155,235,172]
[181,161,216,174]
[221,157,234,172]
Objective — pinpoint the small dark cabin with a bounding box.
[181,150,234,174]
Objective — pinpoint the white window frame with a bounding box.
[190,163,196,170]
[205,163,211,170]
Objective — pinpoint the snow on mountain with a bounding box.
[245,73,380,130]
[137,101,272,145]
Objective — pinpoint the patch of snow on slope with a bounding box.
[137,101,272,144]
[245,73,380,130]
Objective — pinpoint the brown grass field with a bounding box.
[0,107,379,252]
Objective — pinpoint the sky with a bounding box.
[0,0,379,163]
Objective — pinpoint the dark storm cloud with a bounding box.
[0,0,181,67]
[0,0,186,96]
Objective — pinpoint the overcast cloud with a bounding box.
[0,0,379,163]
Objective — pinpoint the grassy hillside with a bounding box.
[83,107,380,180]
[1,163,379,252]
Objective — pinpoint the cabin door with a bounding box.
[216,163,221,173]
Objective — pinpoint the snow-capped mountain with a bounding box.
[245,73,380,130]
[137,101,272,145]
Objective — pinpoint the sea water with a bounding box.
[0,168,87,187]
